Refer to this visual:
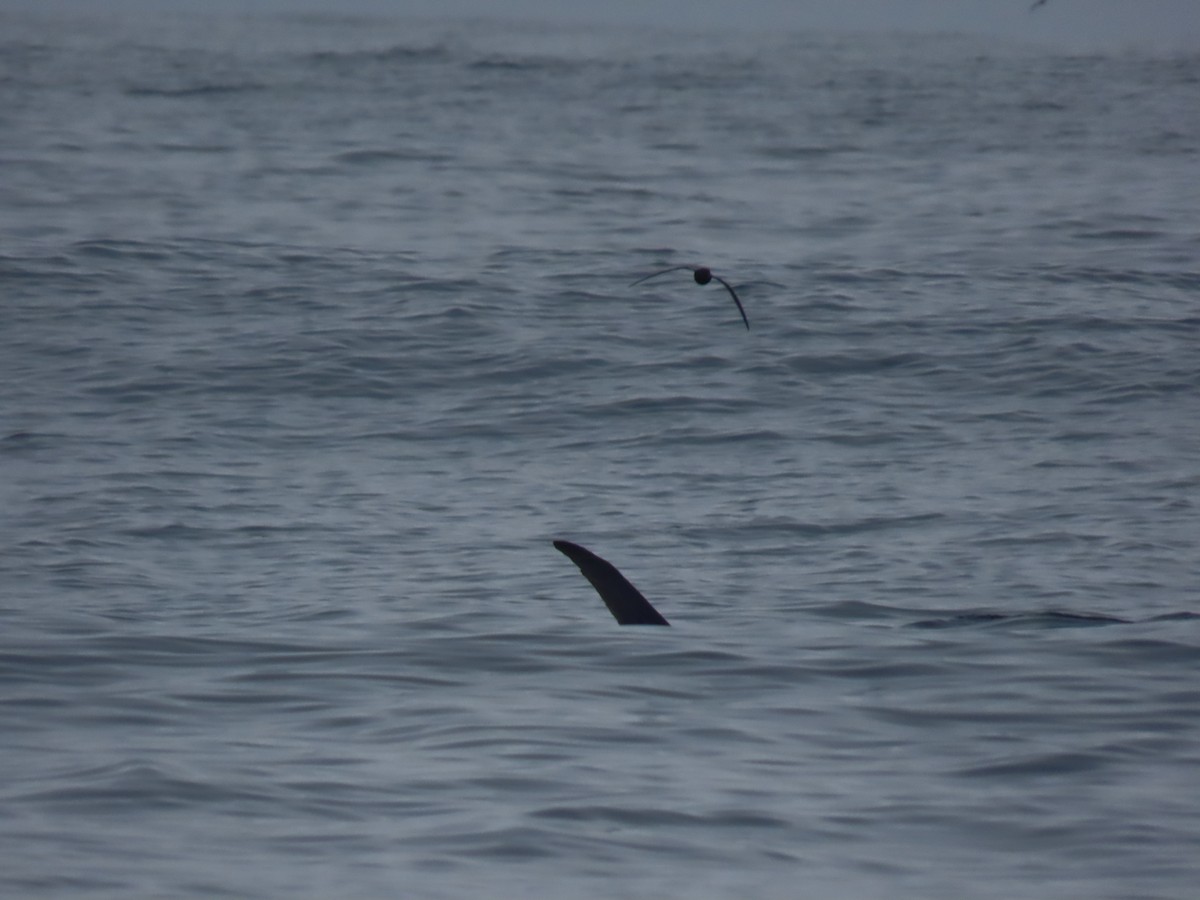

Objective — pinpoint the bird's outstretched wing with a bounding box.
[629,265,698,287]
[711,274,750,330]
[630,265,751,330]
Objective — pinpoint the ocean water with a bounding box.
[2,7,1199,899]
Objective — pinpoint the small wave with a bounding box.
[755,143,864,159]
[957,750,1109,779]
[783,351,928,376]
[70,239,173,261]
[124,82,267,98]
[468,55,580,74]
[909,610,1129,630]
[1075,228,1165,242]
[532,803,788,829]
[16,760,278,812]
[153,142,230,154]
[808,599,915,621]
[741,512,946,539]
[331,147,453,165]
[307,43,452,66]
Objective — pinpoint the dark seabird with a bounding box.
[630,265,750,330]
[1030,0,1049,10]
[553,540,670,626]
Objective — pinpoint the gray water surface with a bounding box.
[2,8,1198,899]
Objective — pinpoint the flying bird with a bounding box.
[553,540,670,625]
[630,265,750,330]
[1030,0,1049,10]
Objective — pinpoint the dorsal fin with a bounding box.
[553,540,670,626]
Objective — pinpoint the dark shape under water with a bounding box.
[630,265,750,330]
[1029,0,1049,10]
[552,540,670,625]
